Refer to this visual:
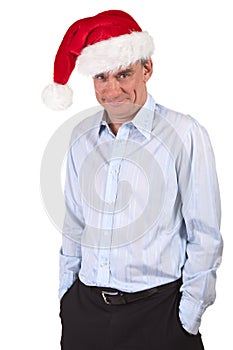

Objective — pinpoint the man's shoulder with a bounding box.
[156,103,196,127]
[70,107,103,143]
[155,103,201,138]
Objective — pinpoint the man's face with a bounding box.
[93,60,153,121]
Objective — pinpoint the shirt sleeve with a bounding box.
[59,242,81,300]
[176,120,223,334]
[59,139,85,300]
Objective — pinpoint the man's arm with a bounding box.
[59,140,85,300]
[176,120,223,334]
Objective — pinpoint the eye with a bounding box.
[118,73,128,79]
[116,70,133,80]
[94,74,106,80]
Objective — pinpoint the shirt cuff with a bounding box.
[59,248,81,300]
[58,271,76,300]
[179,294,205,335]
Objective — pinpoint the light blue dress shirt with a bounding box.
[59,94,223,334]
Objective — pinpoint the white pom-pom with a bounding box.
[41,83,73,111]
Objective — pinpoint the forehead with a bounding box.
[99,61,140,76]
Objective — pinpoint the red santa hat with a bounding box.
[42,10,154,110]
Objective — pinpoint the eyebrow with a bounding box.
[114,68,135,76]
[94,67,135,79]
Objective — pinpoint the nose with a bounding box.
[103,77,122,99]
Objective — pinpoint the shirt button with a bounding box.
[100,263,107,267]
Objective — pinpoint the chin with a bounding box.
[105,101,140,119]
[106,106,133,119]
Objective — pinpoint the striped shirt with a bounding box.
[59,94,223,334]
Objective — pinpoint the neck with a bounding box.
[105,95,148,135]
[108,122,122,135]
[106,108,140,136]
[107,114,135,136]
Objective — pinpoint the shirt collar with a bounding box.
[99,94,156,139]
[132,94,156,139]
[99,110,112,136]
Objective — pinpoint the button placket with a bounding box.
[96,125,131,285]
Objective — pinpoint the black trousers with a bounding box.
[60,278,204,350]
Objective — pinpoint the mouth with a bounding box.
[103,99,129,107]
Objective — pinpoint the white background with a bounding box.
[1,0,232,348]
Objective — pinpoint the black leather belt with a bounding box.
[93,279,181,305]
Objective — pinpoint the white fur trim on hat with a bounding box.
[77,31,154,76]
[41,83,73,111]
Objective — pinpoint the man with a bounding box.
[42,10,223,350]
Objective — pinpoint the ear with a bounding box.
[143,59,153,82]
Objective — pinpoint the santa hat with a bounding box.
[42,10,154,110]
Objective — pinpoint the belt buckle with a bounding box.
[101,291,119,304]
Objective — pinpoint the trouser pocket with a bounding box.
[173,291,204,349]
